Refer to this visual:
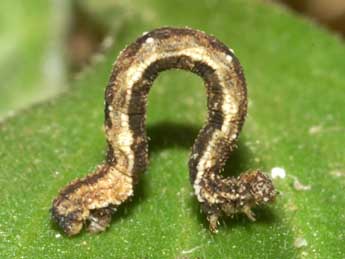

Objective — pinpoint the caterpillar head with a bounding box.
[241,170,276,205]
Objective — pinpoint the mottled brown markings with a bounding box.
[56,164,110,198]
[51,27,276,236]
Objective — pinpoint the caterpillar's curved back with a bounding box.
[52,27,276,236]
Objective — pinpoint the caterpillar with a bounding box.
[51,27,276,236]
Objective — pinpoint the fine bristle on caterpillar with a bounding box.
[51,27,276,236]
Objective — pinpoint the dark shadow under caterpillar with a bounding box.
[51,27,276,236]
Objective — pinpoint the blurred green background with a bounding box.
[0,0,344,258]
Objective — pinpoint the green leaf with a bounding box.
[0,0,344,258]
[0,0,69,119]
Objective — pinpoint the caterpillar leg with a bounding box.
[87,207,115,234]
[200,171,276,233]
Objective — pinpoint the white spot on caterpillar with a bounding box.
[145,37,154,44]
[226,55,233,62]
[108,105,113,111]
[271,167,286,179]
[191,153,198,159]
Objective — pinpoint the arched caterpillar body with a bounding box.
[52,27,276,236]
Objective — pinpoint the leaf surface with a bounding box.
[0,0,344,258]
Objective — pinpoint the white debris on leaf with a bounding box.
[181,245,202,254]
[271,167,286,179]
[330,170,345,177]
[294,237,308,248]
[293,179,311,191]
[101,36,114,49]
[91,53,105,63]
[309,125,322,135]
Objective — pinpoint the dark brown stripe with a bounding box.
[55,165,110,201]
